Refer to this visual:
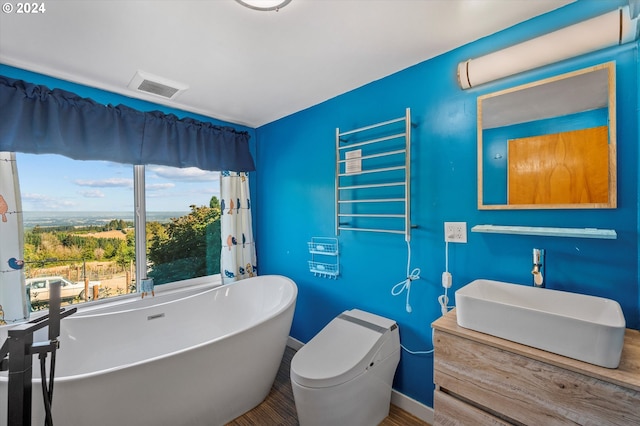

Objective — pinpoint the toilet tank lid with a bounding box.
[290,309,399,389]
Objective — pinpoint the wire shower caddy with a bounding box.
[307,237,339,279]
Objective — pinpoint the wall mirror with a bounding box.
[478,62,616,210]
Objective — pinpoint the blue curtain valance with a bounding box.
[0,76,255,171]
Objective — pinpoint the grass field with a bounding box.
[80,230,128,239]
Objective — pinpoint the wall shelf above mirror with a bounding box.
[477,62,616,210]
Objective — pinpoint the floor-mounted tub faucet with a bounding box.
[532,248,545,288]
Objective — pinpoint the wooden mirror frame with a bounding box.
[477,62,616,210]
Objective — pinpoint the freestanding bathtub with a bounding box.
[0,275,297,426]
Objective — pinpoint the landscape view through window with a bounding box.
[16,153,221,310]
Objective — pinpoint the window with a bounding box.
[144,165,221,285]
[16,153,221,311]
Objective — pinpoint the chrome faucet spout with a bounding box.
[532,248,545,288]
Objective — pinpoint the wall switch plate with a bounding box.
[444,222,467,243]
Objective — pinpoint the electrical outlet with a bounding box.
[444,222,467,243]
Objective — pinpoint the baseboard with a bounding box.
[391,390,434,424]
[286,337,434,424]
[287,336,304,350]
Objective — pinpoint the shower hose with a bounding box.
[39,348,57,426]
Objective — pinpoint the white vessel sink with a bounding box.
[455,279,626,368]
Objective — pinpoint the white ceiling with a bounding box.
[0,0,574,128]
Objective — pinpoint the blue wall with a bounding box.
[254,0,639,408]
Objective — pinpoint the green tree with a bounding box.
[147,202,221,284]
[81,244,95,261]
[209,196,220,210]
[146,221,167,244]
[114,232,135,268]
[25,231,42,249]
[103,242,116,259]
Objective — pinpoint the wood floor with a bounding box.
[227,346,430,426]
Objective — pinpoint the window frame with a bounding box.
[134,165,147,287]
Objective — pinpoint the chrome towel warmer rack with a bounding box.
[335,108,412,242]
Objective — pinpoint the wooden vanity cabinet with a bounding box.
[432,310,640,426]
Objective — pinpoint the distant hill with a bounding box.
[23,211,187,229]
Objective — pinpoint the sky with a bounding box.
[16,153,220,212]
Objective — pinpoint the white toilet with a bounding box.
[290,309,400,426]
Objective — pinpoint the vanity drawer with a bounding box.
[433,330,640,426]
[434,389,509,426]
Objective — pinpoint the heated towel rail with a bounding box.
[335,108,412,241]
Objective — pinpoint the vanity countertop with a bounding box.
[432,309,640,393]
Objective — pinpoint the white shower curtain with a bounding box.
[220,171,257,284]
[0,152,29,322]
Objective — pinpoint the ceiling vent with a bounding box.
[127,70,188,100]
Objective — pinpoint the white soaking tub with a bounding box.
[0,275,298,426]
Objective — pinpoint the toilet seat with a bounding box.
[290,309,397,389]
